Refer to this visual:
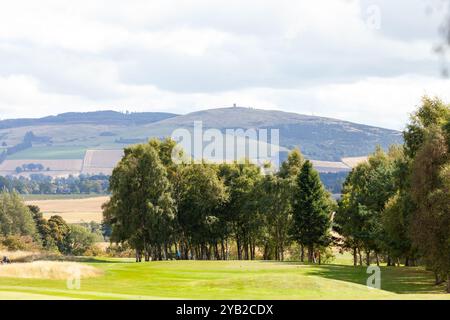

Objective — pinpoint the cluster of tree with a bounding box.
[319,171,349,194]
[0,174,109,194]
[5,140,31,156]
[15,163,49,173]
[103,139,335,263]
[0,131,52,165]
[22,131,52,144]
[0,151,6,164]
[0,191,101,255]
[115,137,147,144]
[335,97,450,292]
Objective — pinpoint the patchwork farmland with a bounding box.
[0,149,123,178]
[0,159,83,178]
[1,148,367,179]
[81,149,124,175]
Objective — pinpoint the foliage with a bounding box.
[0,190,37,238]
[66,224,98,256]
[291,160,332,262]
[103,140,175,261]
[0,174,109,194]
[104,139,334,263]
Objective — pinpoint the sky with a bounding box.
[0,0,449,130]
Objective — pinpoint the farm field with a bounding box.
[21,194,107,201]
[6,146,88,160]
[0,259,449,300]
[0,159,83,178]
[25,196,108,223]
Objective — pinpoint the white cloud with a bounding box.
[0,0,448,129]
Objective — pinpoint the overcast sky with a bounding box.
[0,0,449,130]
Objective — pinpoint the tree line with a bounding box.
[0,174,109,195]
[0,191,102,255]
[103,138,335,263]
[335,97,450,292]
[104,97,449,292]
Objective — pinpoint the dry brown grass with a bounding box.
[341,156,368,168]
[310,160,351,172]
[82,149,123,172]
[0,250,59,263]
[0,261,102,279]
[95,242,110,251]
[25,196,109,223]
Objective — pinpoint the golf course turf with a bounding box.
[0,258,449,300]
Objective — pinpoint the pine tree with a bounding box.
[291,160,331,263]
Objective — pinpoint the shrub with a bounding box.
[1,235,40,251]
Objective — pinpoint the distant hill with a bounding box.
[0,110,178,129]
[0,107,402,163]
[137,107,403,161]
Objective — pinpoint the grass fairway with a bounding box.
[0,259,449,300]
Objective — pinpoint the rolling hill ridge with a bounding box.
[0,107,402,178]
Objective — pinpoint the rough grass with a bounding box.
[0,251,59,263]
[0,258,449,300]
[0,261,102,280]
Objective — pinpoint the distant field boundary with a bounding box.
[2,150,369,178]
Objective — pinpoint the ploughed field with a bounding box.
[0,258,449,300]
[24,196,107,223]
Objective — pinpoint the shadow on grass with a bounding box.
[303,264,445,294]
[55,256,128,264]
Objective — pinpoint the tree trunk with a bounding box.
[252,241,256,260]
[300,245,305,262]
[236,237,242,260]
[159,246,163,260]
[307,244,314,263]
[214,243,220,260]
[247,244,250,260]
[225,239,229,260]
[434,272,442,285]
[221,240,226,260]
[387,255,391,266]
[447,273,450,293]
[135,249,141,262]
[366,250,370,266]
[353,247,357,266]
[163,244,168,260]
[263,243,269,260]
[358,248,363,266]
[375,253,379,266]
[404,256,409,267]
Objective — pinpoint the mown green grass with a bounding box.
[0,258,448,300]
